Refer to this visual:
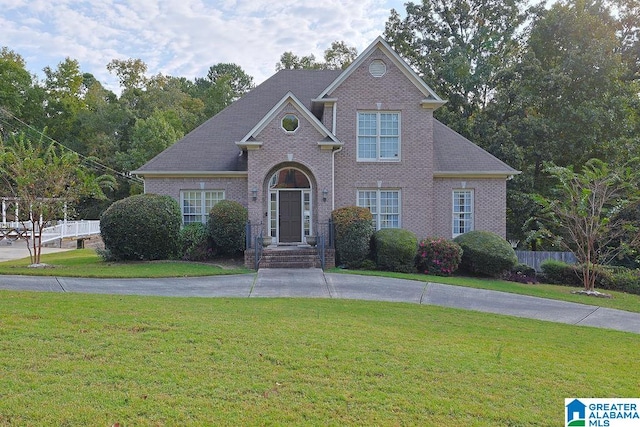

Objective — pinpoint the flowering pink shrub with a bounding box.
[415,237,463,276]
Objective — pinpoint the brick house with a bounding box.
[133,37,518,266]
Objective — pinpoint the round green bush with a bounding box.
[373,228,418,273]
[332,206,374,268]
[415,237,463,276]
[540,259,581,286]
[100,194,182,261]
[208,200,247,255]
[179,222,212,261]
[453,230,517,276]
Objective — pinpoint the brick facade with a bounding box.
[136,38,516,252]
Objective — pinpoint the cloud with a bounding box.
[1,0,405,94]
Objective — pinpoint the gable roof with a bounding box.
[133,69,341,175]
[318,36,446,108]
[237,91,341,149]
[433,120,519,177]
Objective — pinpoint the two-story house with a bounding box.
[132,37,518,267]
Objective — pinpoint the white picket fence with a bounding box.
[0,220,101,244]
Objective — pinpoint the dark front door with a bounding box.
[279,191,302,243]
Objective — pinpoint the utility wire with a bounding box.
[0,107,143,184]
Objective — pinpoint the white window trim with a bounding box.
[452,189,474,238]
[357,189,401,230]
[356,111,401,162]
[180,190,225,225]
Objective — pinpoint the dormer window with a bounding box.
[282,114,299,132]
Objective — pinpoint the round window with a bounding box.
[282,114,299,132]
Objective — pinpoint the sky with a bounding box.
[0,0,406,94]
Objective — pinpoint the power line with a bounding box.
[0,107,143,184]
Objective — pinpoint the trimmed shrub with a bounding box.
[208,200,248,255]
[453,230,517,276]
[502,263,538,284]
[601,267,640,295]
[415,237,463,276]
[540,259,581,286]
[100,194,182,261]
[372,228,418,273]
[179,222,212,261]
[332,206,374,268]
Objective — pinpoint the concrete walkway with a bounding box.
[0,267,639,334]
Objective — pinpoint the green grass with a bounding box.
[0,249,251,277]
[333,268,640,314]
[0,293,637,426]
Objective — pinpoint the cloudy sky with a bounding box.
[1,0,406,93]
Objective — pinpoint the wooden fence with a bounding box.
[515,250,577,272]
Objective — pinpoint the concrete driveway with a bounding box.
[0,268,638,334]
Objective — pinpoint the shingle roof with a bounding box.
[433,119,519,176]
[134,69,518,178]
[134,69,342,173]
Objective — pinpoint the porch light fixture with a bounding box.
[322,188,328,202]
[251,187,258,201]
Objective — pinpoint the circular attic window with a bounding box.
[282,114,299,132]
[369,59,387,77]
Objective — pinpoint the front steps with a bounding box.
[259,246,321,269]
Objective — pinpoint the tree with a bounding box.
[275,41,358,71]
[323,41,358,69]
[106,58,148,91]
[0,47,32,119]
[115,111,182,171]
[43,57,87,144]
[536,159,640,293]
[206,63,254,99]
[384,0,526,129]
[0,132,104,264]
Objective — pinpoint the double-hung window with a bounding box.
[357,112,400,161]
[181,190,225,224]
[358,190,400,229]
[452,190,473,237]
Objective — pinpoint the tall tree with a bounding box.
[0,47,32,120]
[384,0,526,130]
[43,57,87,143]
[275,41,358,71]
[106,58,148,91]
[206,63,254,99]
[323,41,358,69]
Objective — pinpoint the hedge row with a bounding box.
[100,195,247,261]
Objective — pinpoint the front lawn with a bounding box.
[0,249,250,277]
[0,293,636,426]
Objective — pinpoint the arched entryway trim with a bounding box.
[266,166,313,244]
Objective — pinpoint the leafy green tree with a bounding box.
[206,63,254,99]
[106,58,148,91]
[275,41,358,71]
[384,0,526,131]
[323,41,358,69]
[42,57,87,144]
[0,47,32,120]
[116,110,182,171]
[0,132,104,264]
[536,159,640,292]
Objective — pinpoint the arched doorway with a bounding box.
[267,167,312,243]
